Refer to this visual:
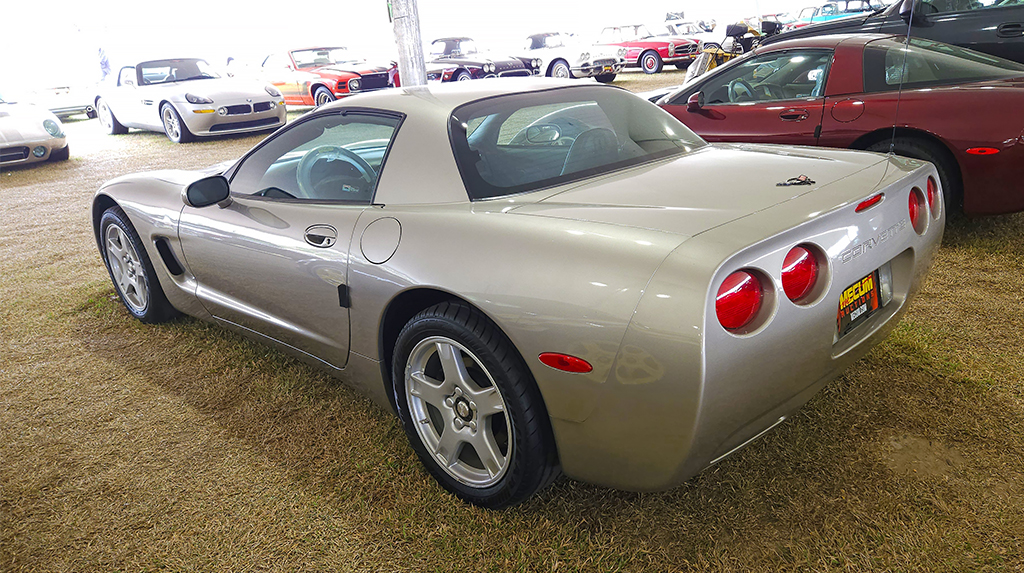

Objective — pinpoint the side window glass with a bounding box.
[231,112,402,202]
[697,51,833,105]
[921,0,1006,14]
[863,37,1024,91]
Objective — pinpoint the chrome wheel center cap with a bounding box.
[456,400,471,420]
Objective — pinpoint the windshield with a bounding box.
[864,37,1024,91]
[138,59,218,85]
[450,86,706,200]
[290,48,359,69]
[430,39,478,58]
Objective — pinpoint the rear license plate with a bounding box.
[836,270,881,339]
[602,65,612,73]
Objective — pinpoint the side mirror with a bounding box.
[184,175,231,208]
[899,0,920,24]
[526,124,561,143]
[686,91,705,112]
[761,20,780,35]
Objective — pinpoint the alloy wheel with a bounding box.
[162,107,180,141]
[105,224,148,313]
[404,336,512,487]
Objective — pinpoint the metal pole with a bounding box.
[391,0,427,87]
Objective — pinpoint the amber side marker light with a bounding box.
[966,147,999,156]
[855,193,884,212]
[539,353,593,373]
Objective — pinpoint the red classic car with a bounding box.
[597,25,699,73]
[261,47,393,106]
[659,34,1024,216]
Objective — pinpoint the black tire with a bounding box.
[392,301,560,509]
[594,73,616,84]
[640,50,663,74]
[453,70,472,82]
[49,145,70,161]
[160,103,194,143]
[867,136,961,214]
[313,86,336,106]
[549,59,573,79]
[97,98,128,135]
[99,206,179,324]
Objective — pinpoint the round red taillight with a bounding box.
[909,187,926,234]
[926,177,940,218]
[716,271,763,331]
[782,246,818,302]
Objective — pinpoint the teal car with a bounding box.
[787,0,888,29]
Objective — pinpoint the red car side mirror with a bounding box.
[687,92,705,112]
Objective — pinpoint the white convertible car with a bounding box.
[0,96,69,165]
[95,58,287,143]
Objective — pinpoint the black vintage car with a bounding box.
[762,0,1024,64]
[425,37,538,82]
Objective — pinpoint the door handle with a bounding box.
[304,224,337,248]
[141,99,154,105]
[779,109,809,121]
[997,23,1024,38]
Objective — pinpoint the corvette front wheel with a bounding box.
[393,301,559,509]
[99,206,178,324]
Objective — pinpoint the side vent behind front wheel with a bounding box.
[154,237,184,276]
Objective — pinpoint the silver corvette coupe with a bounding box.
[92,80,943,508]
[95,58,287,143]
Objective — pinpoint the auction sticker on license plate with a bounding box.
[837,270,881,338]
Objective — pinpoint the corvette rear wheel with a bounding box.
[97,98,128,135]
[161,103,194,143]
[640,50,663,74]
[314,86,336,106]
[393,301,559,508]
[454,70,472,81]
[99,206,178,323]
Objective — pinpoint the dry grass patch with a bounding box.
[1,97,1023,572]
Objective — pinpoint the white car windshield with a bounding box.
[291,48,360,69]
[138,59,218,85]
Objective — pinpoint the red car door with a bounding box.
[662,49,834,146]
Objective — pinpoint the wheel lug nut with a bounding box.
[453,418,464,429]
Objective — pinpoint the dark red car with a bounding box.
[261,47,393,107]
[659,34,1024,215]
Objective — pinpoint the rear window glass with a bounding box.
[449,87,706,200]
[863,37,1024,92]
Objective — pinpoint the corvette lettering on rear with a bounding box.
[839,219,908,264]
